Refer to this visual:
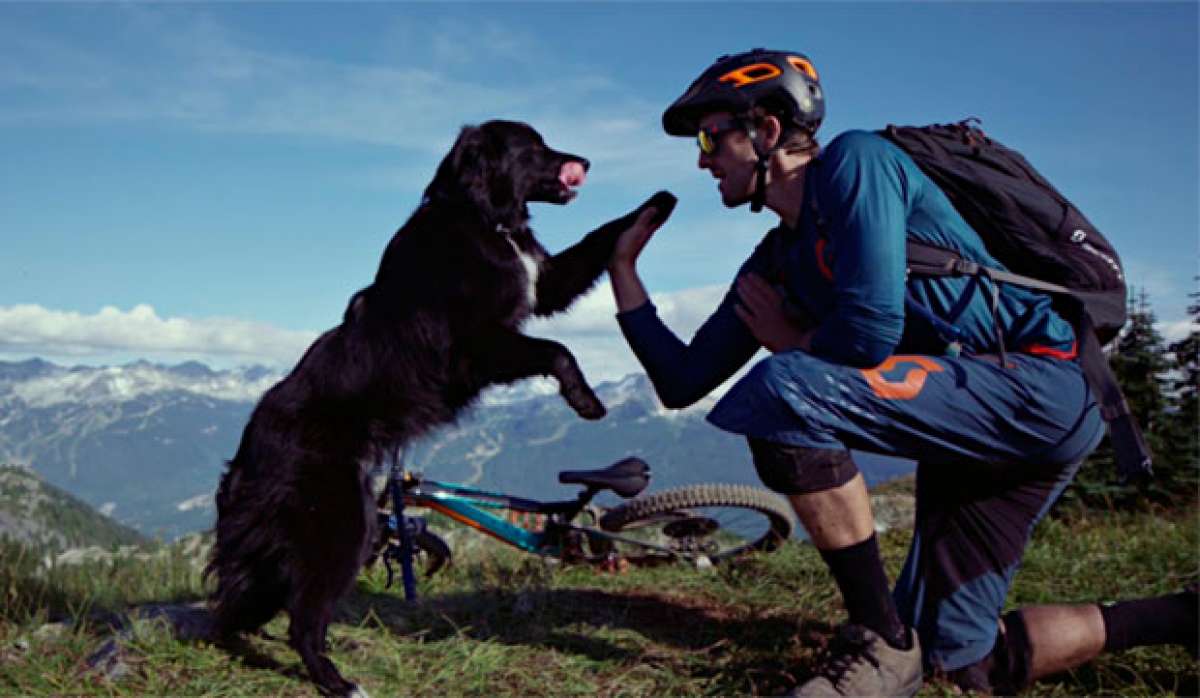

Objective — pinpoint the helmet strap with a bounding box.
[744,121,773,213]
[751,158,769,213]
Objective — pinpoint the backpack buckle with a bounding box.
[949,259,980,276]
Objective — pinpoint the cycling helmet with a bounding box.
[662,48,824,138]
[663,49,824,212]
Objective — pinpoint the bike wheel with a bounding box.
[598,484,794,564]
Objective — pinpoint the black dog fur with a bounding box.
[205,120,676,696]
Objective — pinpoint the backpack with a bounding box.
[878,119,1151,481]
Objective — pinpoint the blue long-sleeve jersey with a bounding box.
[618,130,1078,408]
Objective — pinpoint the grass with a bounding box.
[1,503,1196,696]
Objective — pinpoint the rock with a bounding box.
[178,533,212,562]
[131,602,214,642]
[33,622,66,641]
[870,493,916,534]
[86,638,129,682]
[85,602,215,684]
[55,546,112,566]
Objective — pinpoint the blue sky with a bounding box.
[1,2,1196,382]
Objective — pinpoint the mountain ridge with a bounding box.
[0,464,147,550]
[0,359,914,539]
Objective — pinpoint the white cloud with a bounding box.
[0,8,666,162]
[0,304,315,366]
[0,281,752,390]
[1123,259,1183,307]
[417,18,548,68]
[0,6,709,211]
[528,280,724,339]
[526,281,763,392]
[1159,318,1196,344]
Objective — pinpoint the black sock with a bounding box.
[819,534,910,650]
[1100,588,1200,653]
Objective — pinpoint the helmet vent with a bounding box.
[720,62,783,88]
[787,56,819,81]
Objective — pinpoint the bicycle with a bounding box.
[371,455,795,600]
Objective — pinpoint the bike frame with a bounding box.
[396,476,590,555]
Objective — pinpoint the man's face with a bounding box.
[697,111,758,208]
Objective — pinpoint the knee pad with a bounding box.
[947,609,1033,695]
[992,610,1034,693]
[747,439,858,494]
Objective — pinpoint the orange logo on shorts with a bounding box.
[861,356,945,400]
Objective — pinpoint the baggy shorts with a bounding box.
[708,351,1105,670]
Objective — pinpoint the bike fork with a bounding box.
[388,461,419,602]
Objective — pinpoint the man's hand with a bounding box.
[610,196,675,272]
[734,272,815,353]
[608,193,675,313]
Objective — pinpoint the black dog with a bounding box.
[205,120,676,696]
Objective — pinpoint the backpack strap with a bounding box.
[1076,313,1153,482]
[907,241,1010,367]
[907,240,1074,295]
[907,239,1153,482]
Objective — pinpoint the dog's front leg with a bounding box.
[535,190,677,315]
[469,330,605,419]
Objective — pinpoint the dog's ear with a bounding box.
[423,125,521,226]
[424,126,480,203]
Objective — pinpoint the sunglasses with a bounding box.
[697,119,744,156]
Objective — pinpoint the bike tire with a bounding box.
[598,484,794,563]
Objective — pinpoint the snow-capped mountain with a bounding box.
[0,359,280,408]
[0,359,914,539]
[0,359,276,538]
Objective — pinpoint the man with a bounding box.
[608,48,1197,696]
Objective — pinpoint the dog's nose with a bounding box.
[559,161,587,189]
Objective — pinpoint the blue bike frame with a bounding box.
[381,464,595,600]
[402,479,568,554]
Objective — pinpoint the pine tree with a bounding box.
[1163,282,1199,494]
[1113,288,1171,453]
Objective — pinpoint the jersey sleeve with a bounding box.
[615,232,783,407]
[808,132,908,367]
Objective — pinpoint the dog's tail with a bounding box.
[205,448,291,637]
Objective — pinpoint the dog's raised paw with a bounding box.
[643,191,678,226]
[565,390,606,420]
[576,400,606,420]
[347,685,372,698]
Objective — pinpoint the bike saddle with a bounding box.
[558,457,650,498]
